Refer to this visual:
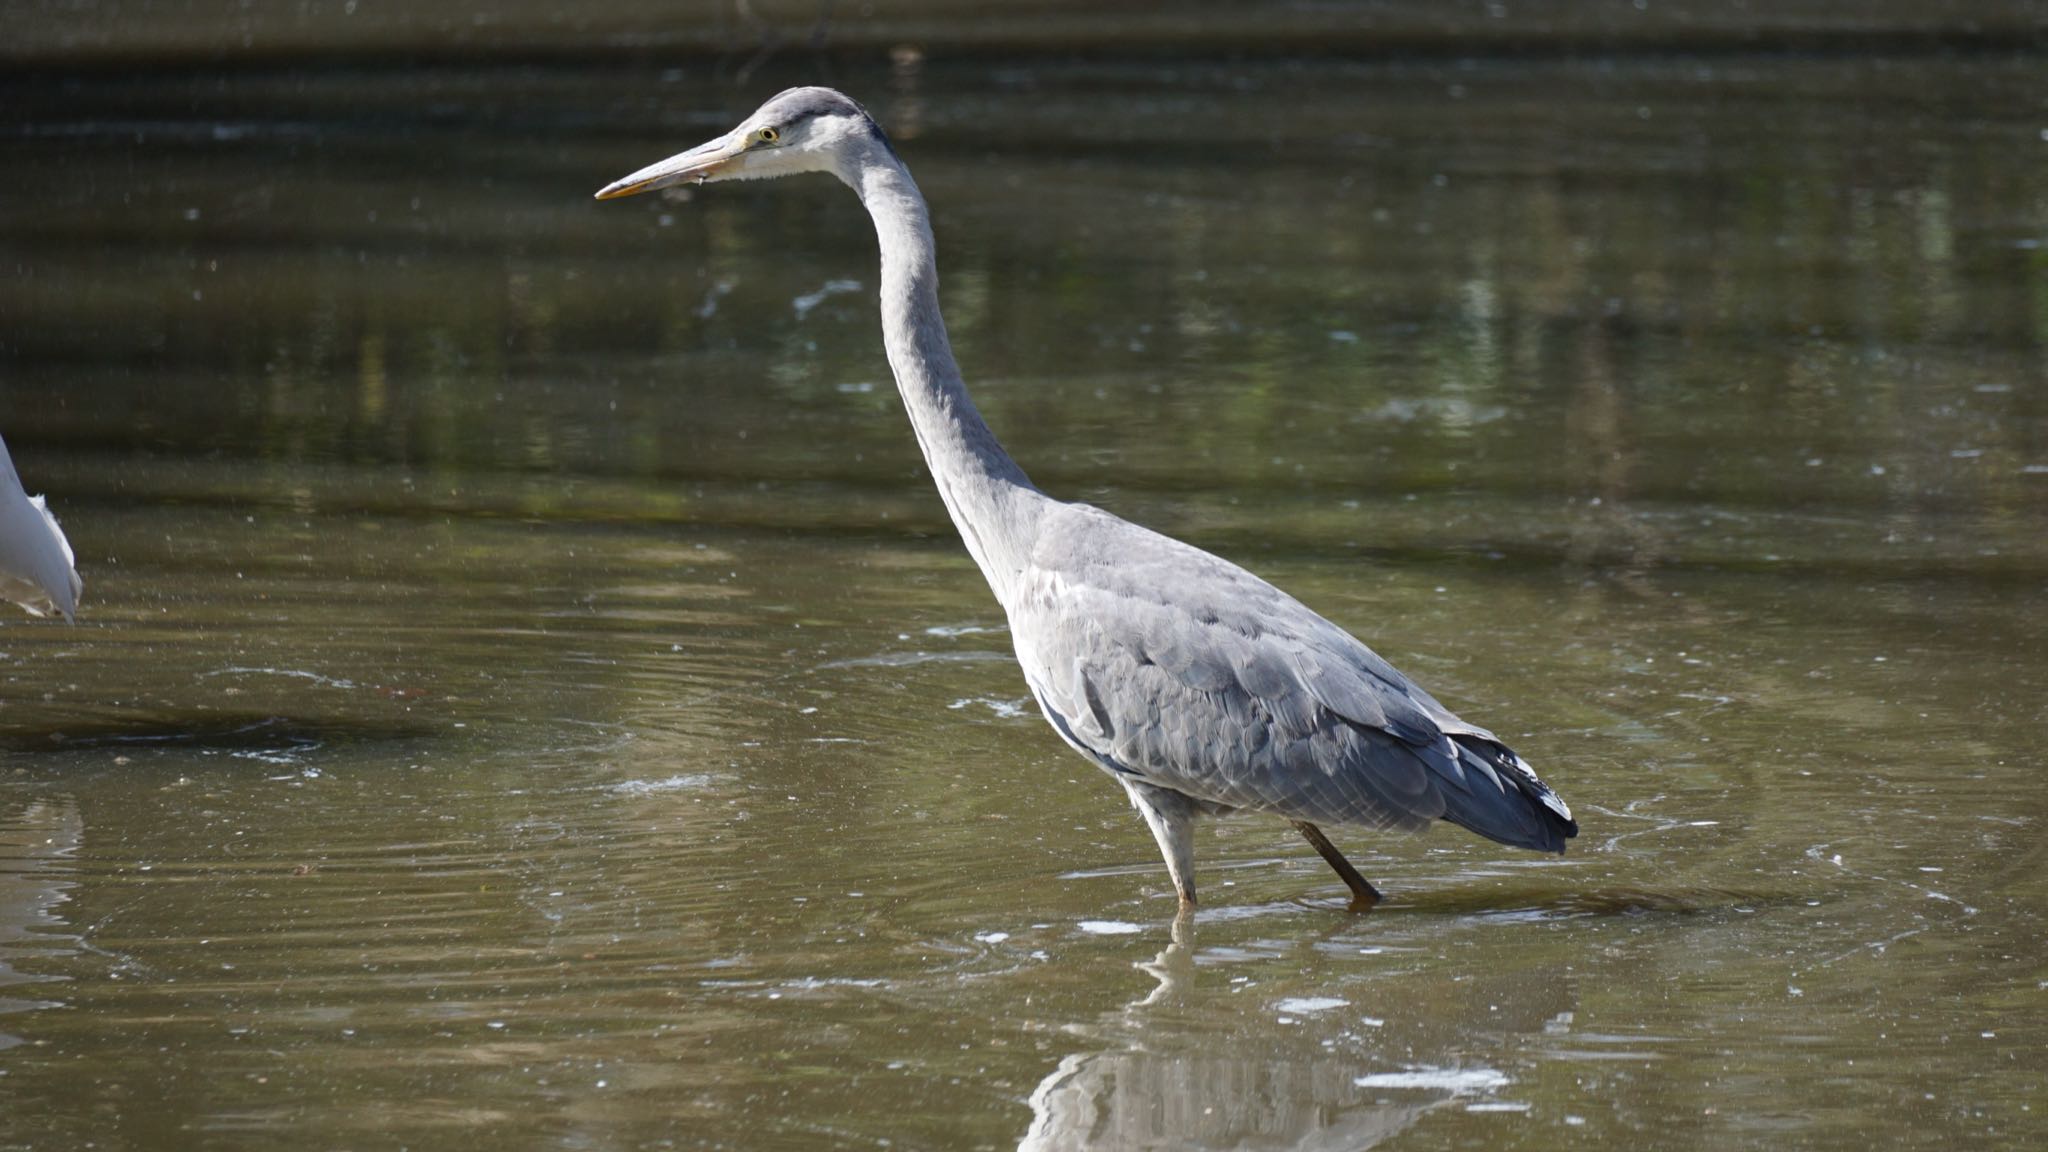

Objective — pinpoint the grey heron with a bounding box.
[597,88,1576,912]
[0,434,80,623]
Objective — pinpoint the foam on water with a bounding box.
[1354,1067,1510,1094]
[1274,997,1349,1014]
[1076,920,1143,936]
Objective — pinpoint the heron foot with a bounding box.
[1290,820,1381,913]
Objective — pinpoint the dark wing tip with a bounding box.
[1436,736,1578,854]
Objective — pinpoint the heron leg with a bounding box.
[1123,780,1199,909]
[1290,821,1380,913]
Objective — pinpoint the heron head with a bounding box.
[594,87,887,200]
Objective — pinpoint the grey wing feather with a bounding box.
[1011,503,1576,852]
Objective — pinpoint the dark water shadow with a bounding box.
[0,713,441,756]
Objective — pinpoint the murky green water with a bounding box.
[4,36,2047,1152]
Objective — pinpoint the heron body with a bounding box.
[0,434,80,623]
[599,88,1576,911]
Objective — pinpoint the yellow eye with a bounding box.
[755,126,780,145]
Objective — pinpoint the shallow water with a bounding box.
[3,36,2047,1152]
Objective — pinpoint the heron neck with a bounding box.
[855,154,1041,599]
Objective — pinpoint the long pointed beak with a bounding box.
[594,132,745,200]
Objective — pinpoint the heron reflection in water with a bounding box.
[598,88,1576,913]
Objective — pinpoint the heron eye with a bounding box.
[756,127,780,144]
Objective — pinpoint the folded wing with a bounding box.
[1011,504,1574,852]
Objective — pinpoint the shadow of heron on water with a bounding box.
[1333,882,1786,920]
